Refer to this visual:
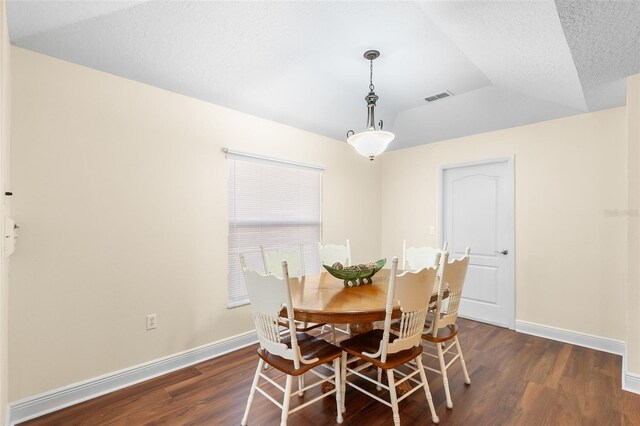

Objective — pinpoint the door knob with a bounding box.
[496,249,508,255]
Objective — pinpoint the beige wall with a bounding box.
[627,74,640,375]
[379,107,628,340]
[0,0,10,421]
[9,47,381,401]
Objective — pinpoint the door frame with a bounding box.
[438,156,516,330]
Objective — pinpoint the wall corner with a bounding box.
[625,74,640,389]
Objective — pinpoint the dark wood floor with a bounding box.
[22,319,640,425]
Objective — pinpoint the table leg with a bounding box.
[349,322,373,335]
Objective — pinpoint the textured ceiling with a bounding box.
[556,0,640,111]
[6,0,640,151]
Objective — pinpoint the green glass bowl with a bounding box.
[323,258,387,287]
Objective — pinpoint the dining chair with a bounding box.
[340,257,440,425]
[240,258,343,426]
[422,248,471,410]
[262,245,306,277]
[404,241,448,315]
[317,240,352,340]
[402,240,448,271]
[318,239,352,267]
[254,248,325,334]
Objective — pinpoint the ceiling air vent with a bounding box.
[425,90,454,103]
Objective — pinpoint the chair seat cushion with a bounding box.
[422,324,458,343]
[340,329,423,370]
[258,332,341,376]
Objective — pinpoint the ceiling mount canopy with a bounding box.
[363,49,380,61]
[347,50,395,161]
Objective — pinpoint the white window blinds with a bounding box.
[227,151,323,308]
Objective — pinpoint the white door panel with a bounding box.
[463,265,498,304]
[442,159,514,328]
[451,175,498,256]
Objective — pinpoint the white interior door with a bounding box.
[441,158,514,329]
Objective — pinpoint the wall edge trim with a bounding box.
[8,330,258,425]
[515,320,625,355]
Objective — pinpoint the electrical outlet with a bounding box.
[146,314,157,330]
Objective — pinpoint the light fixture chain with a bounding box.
[369,59,374,91]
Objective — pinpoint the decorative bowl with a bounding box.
[323,258,387,287]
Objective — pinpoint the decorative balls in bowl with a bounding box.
[323,258,387,287]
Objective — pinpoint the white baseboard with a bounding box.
[624,371,640,394]
[515,320,625,355]
[7,330,258,426]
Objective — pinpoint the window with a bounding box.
[226,151,323,308]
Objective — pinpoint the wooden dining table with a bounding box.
[287,268,444,335]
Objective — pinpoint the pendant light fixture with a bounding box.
[346,50,395,161]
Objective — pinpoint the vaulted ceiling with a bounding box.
[6,0,640,151]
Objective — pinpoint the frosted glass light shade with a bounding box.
[347,130,395,158]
